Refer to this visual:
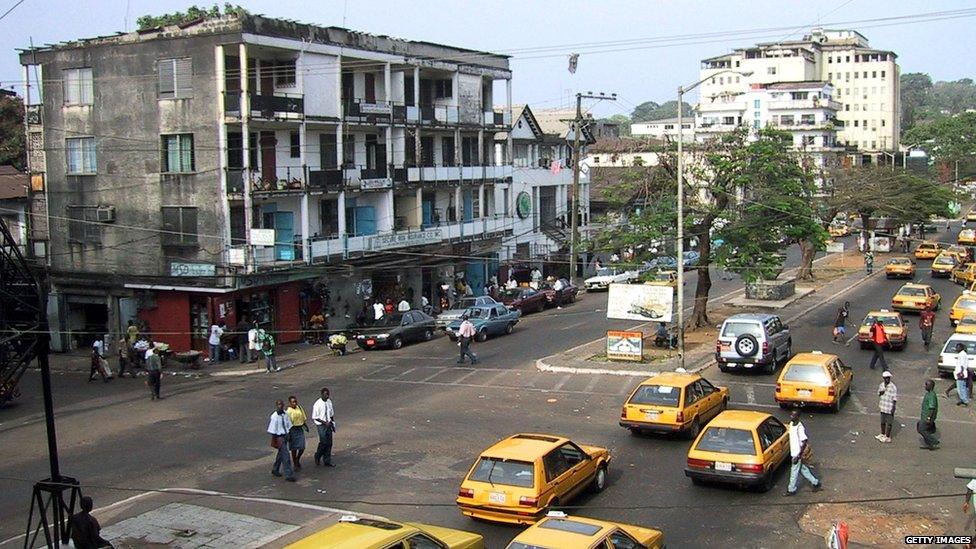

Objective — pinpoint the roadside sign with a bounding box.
[606,283,674,322]
[607,330,643,362]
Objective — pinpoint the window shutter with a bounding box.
[174,58,193,98]
[161,207,179,245]
[182,208,198,245]
[180,135,194,172]
[159,59,175,99]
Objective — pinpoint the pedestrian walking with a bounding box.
[286,395,308,469]
[89,339,108,383]
[373,300,385,324]
[918,379,940,450]
[117,336,134,378]
[456,314,478,365]
[947,343,971,407]
[312,387,336,467]
[784,411,822,496]
[208,321,225,363]
[68,496,111,549]
[831,307,847,344]
[865,250,874,274]
[248,323,260,363]
[235,316,251,363]
[920,306,936,351]
[126,320,139,348]
[261,329,278,372]
[267,399,296,481]
[869,318,889,372]
[876,371,897,443]
[146,343,162,400]
[384,298,395,316]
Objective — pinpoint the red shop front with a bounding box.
[135,281,304,353]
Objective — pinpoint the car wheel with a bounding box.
[764,358,776,375]
[734,334,759,357]
[831,395,842,413]
[448,334,458,342]
[475,330,487,343]
[718,364,730,373]
[423,329,433,341]
[687,417,701,439]
[505,322,515,335]
[721,397,728,411]
[758,473,774,493]
[392,337,403,350]
[591,464,608,493]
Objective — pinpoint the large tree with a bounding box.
[593,128,824,328]
[0,93,25,170]
[630,100,693,123]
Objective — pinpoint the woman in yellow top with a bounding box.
[286,396,309,468]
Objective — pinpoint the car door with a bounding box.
[762,417,789,468]
[401,532,444,549]
[683,382,704,424]
[557,442,594,500]
[698,378,722,420]
[835,358,853,394]
[542,448,574,504]
[606,529,645,549]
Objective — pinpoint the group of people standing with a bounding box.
[218,316,278,373]
[266,388,336,482]
[89,321,164,400]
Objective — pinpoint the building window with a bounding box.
[853,72,858,79]
[880,70,886,79]
[872,71,877,78]
[502,187,510,216]
[846,56,850,62]
[273,60,297,88]
[767,67,777,75]
[854,120,859,127]
[871,141,876,149]
[828,56,833,63]
[803,135,816,146]
[66,137,96,174]
[827,73,832,80]
[289,131,300,158]
[435,79,453,99]
[63,68,93,105]
[67,206,102,244]
[881,119,886,127]
[161,134,195,173]
[845,104,849,111]
[735,76,740,83]
[158,57,193,99]
[753,119,760,129]
[161,206,198,247]
[753,99,760,108]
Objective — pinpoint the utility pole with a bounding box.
[569,92,615,284]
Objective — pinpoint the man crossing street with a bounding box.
[869,318,889,372]
[876,371,897,443]
[456,314,478,365]
[312,387,336,467]
[920,306,936,351]
[918,379,940,450]
[784,411,822,496]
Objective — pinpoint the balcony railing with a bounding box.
[768,98,842,111]
[483,111,512,127]
[224,91,304,118]
[308,168,344,192]
[697,100,746,112]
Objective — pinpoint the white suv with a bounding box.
[715,313,792,374]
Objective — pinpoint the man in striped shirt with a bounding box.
[876,371,897,443]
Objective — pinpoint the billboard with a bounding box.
[606,283,674,323]
[606,330,643,362]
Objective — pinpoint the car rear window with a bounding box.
[935,256,957,265]
[721,321,763,338]
[629,384,681,407]
[957,299,976,310]
[782,364,829,384]
[537,518,602,536]
[943,338,976,355]
[507,543,550,549]
[863,315,901,327]
[898,287,926,296]
[920,244,937,249]
[467,457,534,488]
[694,427,757,455]
[888,258,911,265]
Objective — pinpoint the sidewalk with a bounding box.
[537,251,880,376]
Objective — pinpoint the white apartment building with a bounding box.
[630,117,694,142]
[698,28,900,152]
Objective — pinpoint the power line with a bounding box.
[0,0,27,23]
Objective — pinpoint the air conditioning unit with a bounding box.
[96,206,116,223]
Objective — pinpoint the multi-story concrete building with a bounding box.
[20,14,526,351]
[698,27,900,152]
[630,117,694,142]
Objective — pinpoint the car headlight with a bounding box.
[376,333,389,339]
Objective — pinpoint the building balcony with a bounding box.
[405,165,512,184]
[696,122,741,132]
[768,99,842,111]
[697,100,746,112]
[307,168,345,192]
[224,91,304,120]
[484,110,512,128]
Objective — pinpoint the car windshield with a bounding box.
[375,314,404,327]
[629,384,682,407]
[454,298,479,310]
[782,364,830,385]
[863,315,901,327]
[721,321,764,338]
[919,244,937,250]
[694,427,757,456]
[596,268,616,277]
[898,287,926,297]
[467,307,489,319]
[467,457,534,488]
[944,338,976,354]
[957,299,976,310]
[501,289,524,299]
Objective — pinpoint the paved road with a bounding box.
[10,241,960,549]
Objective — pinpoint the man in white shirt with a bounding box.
[372,300,385,323]
[208,321,224,363]
[553,278,566,291]
[951,343,970,407]
[267,399,295,481]
[785,411,822,496]
[397,298,410,312]
[457,315,478,365]
[312,387,336,467]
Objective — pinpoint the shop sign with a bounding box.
[359,102,392,114]
[250,228,276,246]
[361,178,393,191]
[516,191,531,219]
[371,228,444,251]
[607,330,643,362]
[169,262,216,277]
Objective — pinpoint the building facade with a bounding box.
[630,117,693,142]
[698,27,900,152]
[21,14,531,351]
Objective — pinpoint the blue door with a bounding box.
[462,189,474,222]
[422,201,434,228]
[466,260,486,296]
[275,211,295,261]
[355,206,377,236]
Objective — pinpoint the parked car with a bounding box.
[284,515,484,549]
[642,270,678,294]
[584,267,638,291]
[682,251,701,270]
[715,313,792,374]
[539,278,579,307]
[435,295,498,328]
[355,310,436,350]
[446,304,520,342]
[499,287,549,314]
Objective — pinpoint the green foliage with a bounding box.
[630,100,693,122]
[901,72,976,136]
[136,3,248,30]
[826,165,954,225]
[903,111,976,162]
[604,114,631,137]
[0,94,25,170]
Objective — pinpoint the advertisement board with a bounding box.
[606,330,643,362]
[606,283,674,322]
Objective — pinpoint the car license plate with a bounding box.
[798,389,812,398]
[714,462,733,472]
[644,411,660,420]
[366,339,375,345]
[488,492,506,504]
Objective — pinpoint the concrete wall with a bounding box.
[301,51,339,118]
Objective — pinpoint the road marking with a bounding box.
[846,333,860,345]
[356,375,621,397]
[560,320,590,331]
[616,377,637,394]
[452,369,480,384]
[745,385,756,404]
[551,374,572,391]
[390,367,416,380]
[584,375,603,393]
[849,392,869,414]
[418,369,446,382]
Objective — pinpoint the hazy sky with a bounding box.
[1,0,973,118]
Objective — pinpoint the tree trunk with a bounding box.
[796,239,817,280]
[691,231,712,329]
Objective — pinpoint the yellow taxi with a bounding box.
[505,512,664,549]
[948,245,973,262]
[775,351,853,412]
[884,257,915,279]
[914,241,942,260]
[643,270,678,293]
[953,263,976,285]
[684,410,789,492]
[960,229,976,246]
[284,516,484,549]
[967,210,976,223]
[857,309,907,350]
[955,315,976,335]
[891,283,940,312]
[931,252,959,278]
[828,224,850,237]
[620,372,729,437]
[950,291,976,326]
[456,434,611,525]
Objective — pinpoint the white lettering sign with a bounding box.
[170,262,217,277]
[250,228,276,246]
[371,229,444,251]
[360,178,393,191]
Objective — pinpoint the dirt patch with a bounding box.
[798,503,948,548]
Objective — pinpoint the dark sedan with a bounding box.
[498,287,548,314]
[355,310,436,350]
[539,278,579,307]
